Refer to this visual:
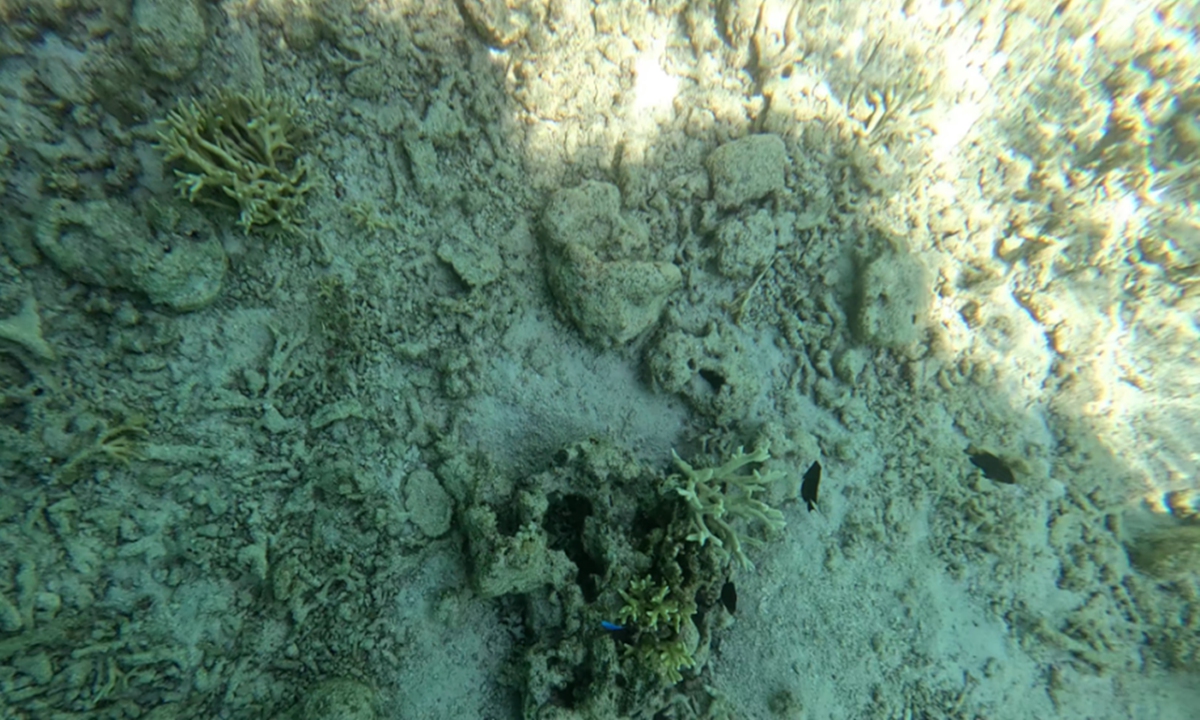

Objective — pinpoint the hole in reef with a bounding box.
[544,493,603,601]
[698,368,726,393]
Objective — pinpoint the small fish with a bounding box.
[800,461,821,512]
[720,581,737,614]
[967,450,1016,484]
[600,620,635,645]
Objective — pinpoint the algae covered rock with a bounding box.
[548,249,682,348]
[462,504,574,598]
[714,208,785,279]
[296,678,376,720]
[436,218,503,288]
[132,0,207,80]
[1130,524,1200,579]
[540,181,681,347]
[35,198,226,311]
[404,468,453,538]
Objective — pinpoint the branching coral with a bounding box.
[618,576,692,633]
[57,416,148,485]
[639,639,695,684]
[668,441,787,569]
[617,575,699,684]
[157,91,312,233]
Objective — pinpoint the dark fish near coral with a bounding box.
[967,450,1015,484]
[800,461,821,512]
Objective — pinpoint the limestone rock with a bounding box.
[856,252,930,349]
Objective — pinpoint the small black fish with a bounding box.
[800,461,821,512]
[720,581,737,614]
[967,450,1016,484]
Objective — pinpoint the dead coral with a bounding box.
[157,91,312,233]
[57,415,148,485]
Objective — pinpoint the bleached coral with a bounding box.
[669,441,787,569]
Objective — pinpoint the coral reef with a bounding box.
[456,437,762,716]
[56,415,147,485]
[157,91,312,233]
[637,638,696,685]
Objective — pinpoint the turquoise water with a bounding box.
[0,1,1197,719]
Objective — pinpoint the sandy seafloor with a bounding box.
[1,1,1199,719]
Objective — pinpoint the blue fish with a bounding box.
[600,620,635,646]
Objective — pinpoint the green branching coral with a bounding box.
[669,441,787,569]
[157,91,312,233]
[618,576,693,633]
[617,575,698,684]
[638,639,695,684]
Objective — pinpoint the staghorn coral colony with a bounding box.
[157,91,312,233]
